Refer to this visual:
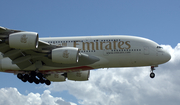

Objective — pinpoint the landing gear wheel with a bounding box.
[45,80,51,86]
[21,77,27,82]
[31,71,36,76]
[17,73,23,79]
[150,72,155,78]
[28,77,33,83]
[150,66,156,78]
[24,74,29,80]
[16,70,51,85]
[39,78,45,84]
[37,73,43,78]
[34,78,40,84]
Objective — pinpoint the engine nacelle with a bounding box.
[45,73,66,82]
[67,70,90,81]
[9,32,39,49]
[52,47,79,64]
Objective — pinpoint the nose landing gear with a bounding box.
[150,66,155,78]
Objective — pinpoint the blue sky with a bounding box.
[1,0,180,47]
[0,1,180,105]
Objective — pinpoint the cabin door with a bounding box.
[144,46,149,55]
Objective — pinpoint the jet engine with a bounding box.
[67,70,90,81]
[45,70,90,82]
[52,47,79,64]
[9,32,39,49]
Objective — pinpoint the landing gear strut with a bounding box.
[17,61,51,85]
[150,66,155,78]
[17,72,51,86]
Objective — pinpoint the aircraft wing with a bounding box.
[0,26,99,70]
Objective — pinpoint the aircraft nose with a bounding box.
[164,51,171,62]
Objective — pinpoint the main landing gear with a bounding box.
[150,66,155,78]
[17,71,51,85]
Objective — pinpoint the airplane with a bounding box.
[0,26,171,85]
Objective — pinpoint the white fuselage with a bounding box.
[0,35,171,73]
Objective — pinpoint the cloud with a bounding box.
[48,44,180,105]
[0,87,75,105]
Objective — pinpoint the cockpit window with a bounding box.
[157,46,163,49]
